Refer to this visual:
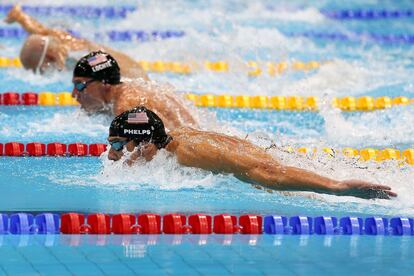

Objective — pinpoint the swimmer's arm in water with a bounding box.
[241,165,396,199]
[167,134,397,199]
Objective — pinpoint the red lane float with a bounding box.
[112,214,137,234]
[47,143,67,156]
[139,214,162,234]
[163,214,188,234]
[89,143,107,156]
[88,213,111,234]
[3,92,19,105]
[189,214,212,234]
[61,213,85,234]
[213,214,238,234]
[68,143,88,156]
[0,143,3,156]
[22,93,38,105]
[5,142,24,156]
[239,214,263,234]
[26,142,46,156]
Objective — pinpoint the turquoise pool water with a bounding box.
[1,0,414,275]
[0,235,413,275]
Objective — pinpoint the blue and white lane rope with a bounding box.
[0,5,136,19]
[0,27,185,42]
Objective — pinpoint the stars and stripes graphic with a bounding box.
[87,54,108,66]
[127,112,149,124]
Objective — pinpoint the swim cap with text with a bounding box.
[109,106,171,149]
[73,51,121,84]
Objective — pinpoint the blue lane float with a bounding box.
[0,27,185,42]
[0,5,136,19]
[0,213,413,235]
[339,217,364,235]
[322,9,414,20]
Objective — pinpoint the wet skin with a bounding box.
[107,127,397,200]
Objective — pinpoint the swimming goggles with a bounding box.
[73,79,98,93]
[109,140,129,151]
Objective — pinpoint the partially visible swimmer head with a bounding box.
[20,34,67,73]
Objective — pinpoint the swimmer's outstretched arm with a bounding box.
[6,5,148,79]
[241,164,397,199]
[5,5,91,49]
[167,131,397,199]
[5,5,48,35]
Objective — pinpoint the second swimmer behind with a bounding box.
[107,106,397,200]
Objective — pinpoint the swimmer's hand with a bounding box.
[335,180,397,199]
[126,143,158,166]
[5,5,22,24]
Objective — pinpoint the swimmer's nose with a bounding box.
[71,87,79,99]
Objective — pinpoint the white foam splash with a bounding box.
[26,110,109,137]
[267,146,414,215]
[322,105,414,147]
[3,68,72,86]
[94,149,220,191]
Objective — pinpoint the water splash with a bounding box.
[95,149,220,191]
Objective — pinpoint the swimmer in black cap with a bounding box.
[72,51,198,129]
[107,106,397,200]
[5,5,148,79]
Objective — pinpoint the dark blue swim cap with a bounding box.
[74,51,121,84]
[109,106,172,149]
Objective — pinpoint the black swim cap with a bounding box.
[73,51,121,84]
[109,106,172,149]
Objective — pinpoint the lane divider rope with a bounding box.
[0,92,413,111]
[0,57,325,75]
[288,31,414,45]
[3,25,414,45]
[0,5,136,19]
[0,142,413,165]
[185,94,414,111]
[322,9,414,20]
[0,212,412,235]
[0,27,185,42]
[2,5,413,21]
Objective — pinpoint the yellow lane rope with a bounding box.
[186,94,414,111]
[0,57,325,75]
[1,92,413,111]
[282,147,414,165]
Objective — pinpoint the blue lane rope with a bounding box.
[0,5,136,19]
[0,27,185,42]
[288,31,414,45]
[1,26,412,45]
[322,9,414,20]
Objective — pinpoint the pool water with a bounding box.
[1,0,414,274]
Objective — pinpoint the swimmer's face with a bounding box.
[72,77,108,113]
[107,136,158,163]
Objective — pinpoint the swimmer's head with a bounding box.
[71,51,121,113]
[108,106,172,161]
[73,51,121,85]
[20,34,67,73]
